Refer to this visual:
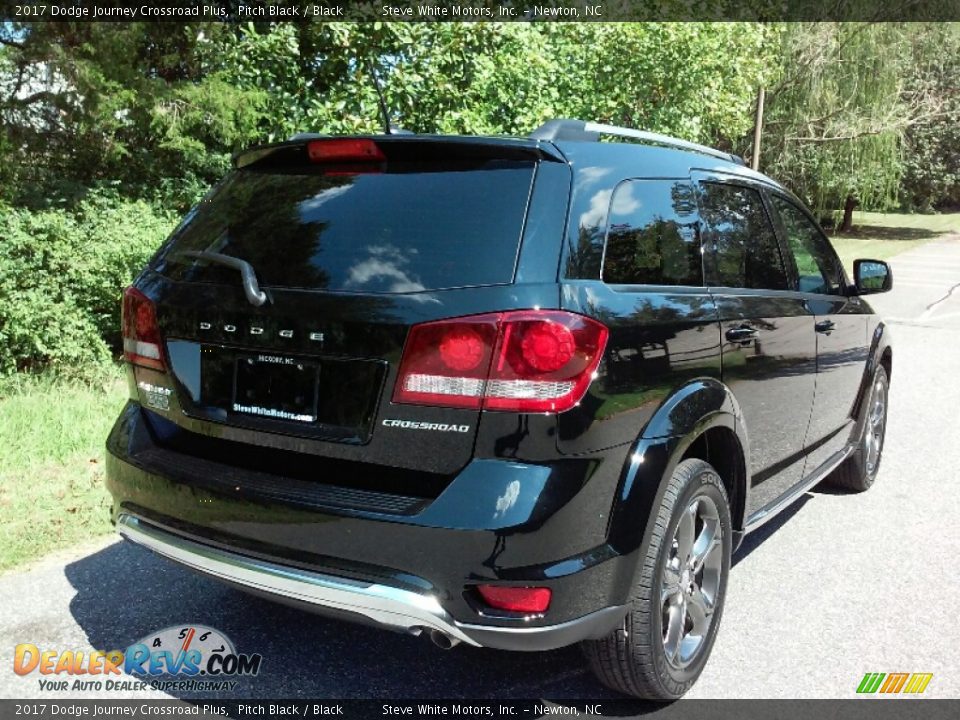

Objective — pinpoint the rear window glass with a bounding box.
[601,179,702,286]
[156,160,535,294]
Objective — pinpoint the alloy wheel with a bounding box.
[661,494,724,670]
[864,374,887,475]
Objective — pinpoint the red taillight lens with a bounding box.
[439,326,487,371]
[393,315,499,410]
[307,138,386,163]
[520,321,575,372]
[393,311,608,413]
[122,287,165,371]
[476,585,552,614]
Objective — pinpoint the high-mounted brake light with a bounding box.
[307,138,386,164]
[122,287,165,371]
[476,585,552,614]
[393,310,608,413]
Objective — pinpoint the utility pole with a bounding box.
[751,86,765,171]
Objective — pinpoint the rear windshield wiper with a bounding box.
[174,251,268,307]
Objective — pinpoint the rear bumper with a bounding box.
[106,402,635,650]
[118,513,625,651]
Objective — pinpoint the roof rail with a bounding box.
[287,128,414,141]
[287,132,328,141]
[529,118,745,166]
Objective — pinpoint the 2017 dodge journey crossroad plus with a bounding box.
[107,119,893,699]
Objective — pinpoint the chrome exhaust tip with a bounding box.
[429,629,460,649]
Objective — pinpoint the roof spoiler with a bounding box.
[233,134,567,169]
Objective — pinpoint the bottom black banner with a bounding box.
[2,699,959,720]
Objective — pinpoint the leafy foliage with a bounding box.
[0,194,176,375]
[549,23,779,145]
[899,24,960,210]
[759,23,957,220]
[0,22,266,211]
[761,24,910,221]
[217,22,777,144]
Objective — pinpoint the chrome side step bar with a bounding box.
[116,514,479,647]
[745,445,855,531]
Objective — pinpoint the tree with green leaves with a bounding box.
[217,21,779,145]
[899,23,960,211]
[0,21,267,209]
[2,21,777,211]
[759,23,947,228]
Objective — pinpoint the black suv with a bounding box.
[107,119,893,699]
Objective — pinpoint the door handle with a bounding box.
[725,325,758,343]
[815,320,836,334]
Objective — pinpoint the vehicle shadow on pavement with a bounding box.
[63,542,633,702]
[732,494,811,568]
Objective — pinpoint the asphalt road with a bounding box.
[2,235,959,702]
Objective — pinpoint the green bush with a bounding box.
[0,193,177,376]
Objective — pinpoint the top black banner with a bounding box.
[2,0,960,22]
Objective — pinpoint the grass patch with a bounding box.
[829,211,960,275]
[0,369,127,571]
[845,212,960,233]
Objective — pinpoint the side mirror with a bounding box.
[853,259,892,295]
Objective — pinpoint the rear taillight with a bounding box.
[393,311,608,413]
[122,287,165,371]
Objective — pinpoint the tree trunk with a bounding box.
[840,195,858,232]
[751,86,765,171]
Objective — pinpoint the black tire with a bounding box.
[581,458,732,700]
[829,365,889,492]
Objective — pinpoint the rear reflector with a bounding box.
[307,138,386,164]
[122,287,165,371]
[393,310,608,413]
[476,585,552,614]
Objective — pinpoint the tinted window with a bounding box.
[601,180,702,285]
[157,160,535,293]
[770,197,843,295]
[700,183,789,291]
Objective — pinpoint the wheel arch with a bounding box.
[880,344,892,378]
[606,378,750,572]
[680,425,747,538]
[852,321,893,432]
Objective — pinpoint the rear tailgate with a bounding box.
[132,136,563,482]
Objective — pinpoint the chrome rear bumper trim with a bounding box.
[116,514,480,647]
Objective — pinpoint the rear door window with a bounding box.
[699,182,789,291]
[156,159,536,294]
[601,179,702,286]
